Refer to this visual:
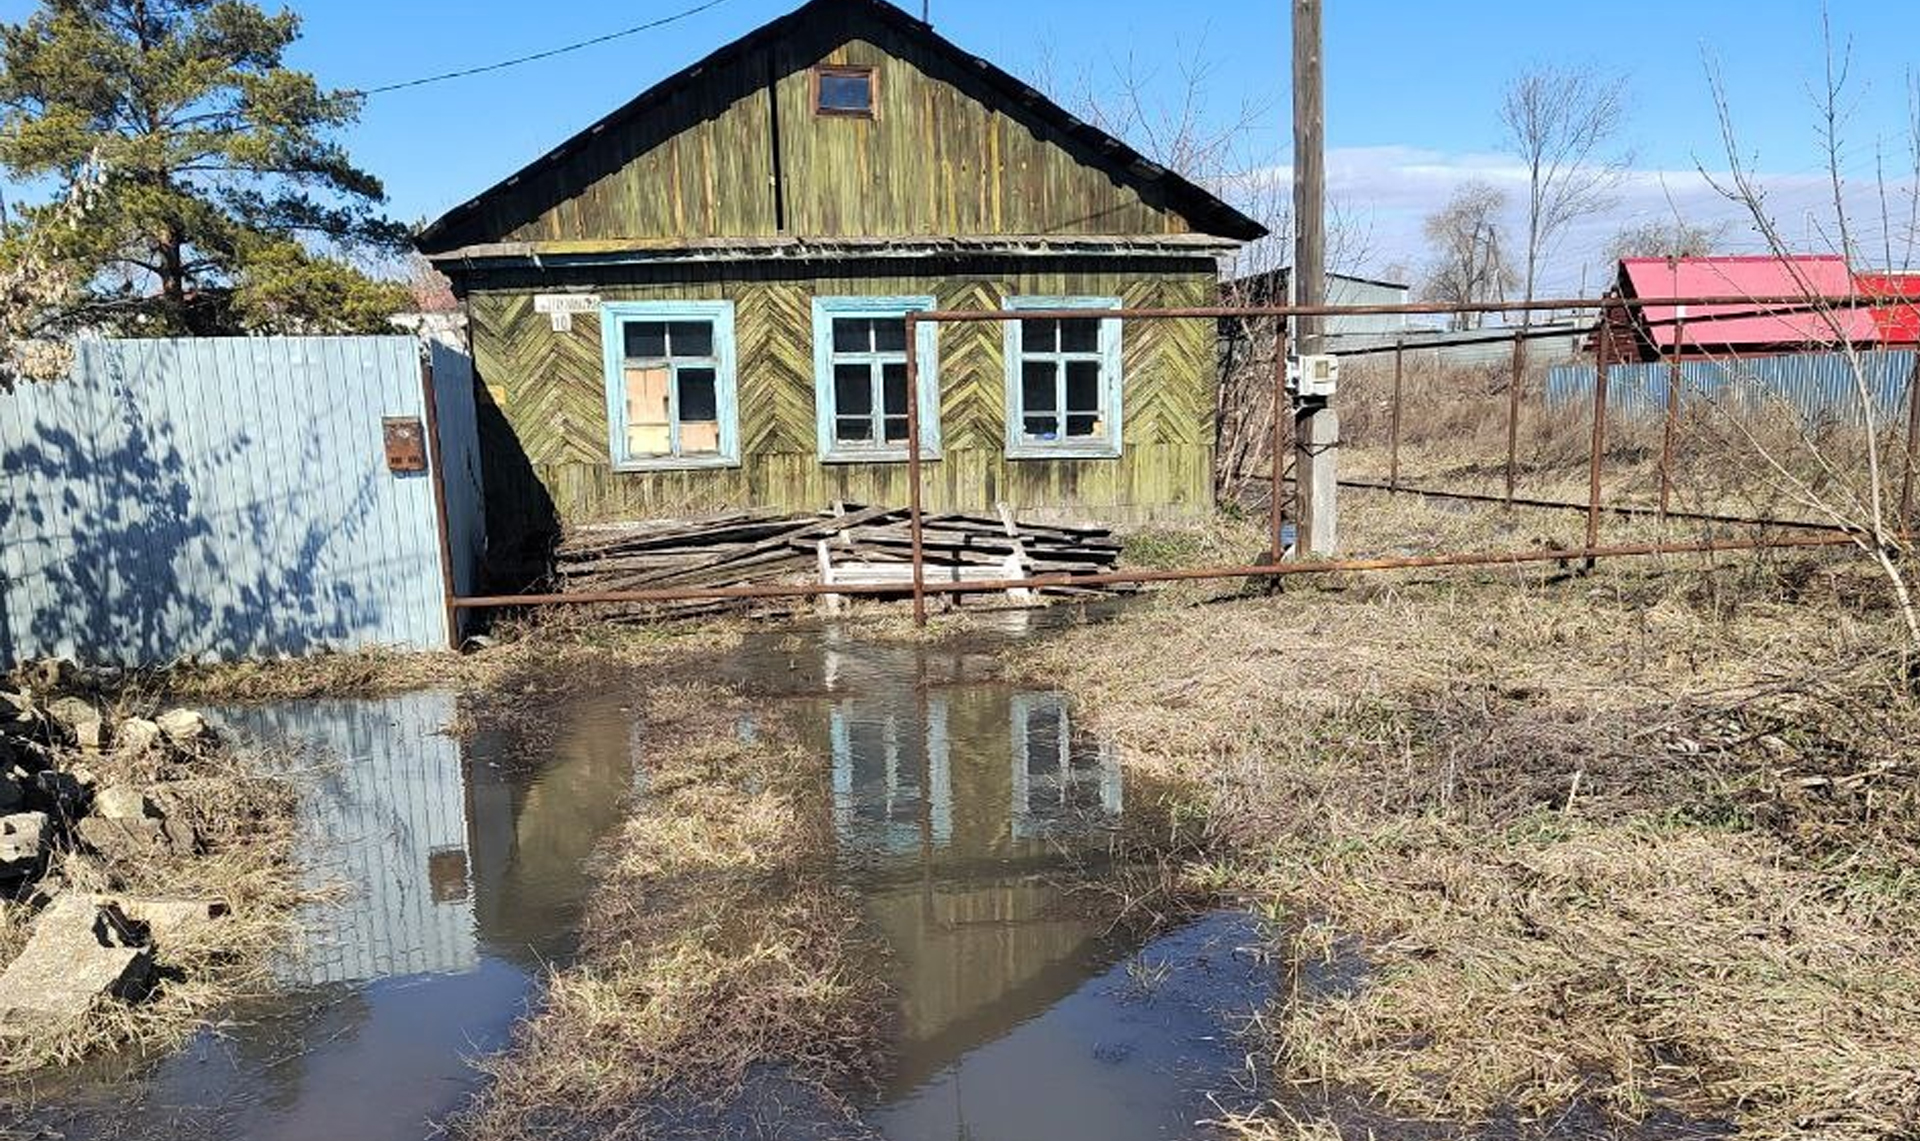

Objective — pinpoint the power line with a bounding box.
[348,0,734,97]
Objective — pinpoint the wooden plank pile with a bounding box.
[551,504,1126,616]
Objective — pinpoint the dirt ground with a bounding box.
[1017,489,1920,1140]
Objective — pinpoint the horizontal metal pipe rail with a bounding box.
[451,530,1871,611]
[1332,477,1853,533]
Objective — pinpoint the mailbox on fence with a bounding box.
[383,416,428,473]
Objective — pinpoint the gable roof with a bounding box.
[1617,255,1879,348]
[415,0,1266,254]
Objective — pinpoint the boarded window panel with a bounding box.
[881,363,908,415]
[678,368,718,423]
[624,322,667,360]
[872,317,907,353]
[1021,318,1057,353]
[832,318,872,353]
[834,364,873,416]
[1059,318,1100,353]
[1022,361,1057,411]
[624,367,670,426]
[626,425,671,456]
[679,421,721,454]
[666,321,712,358]
[837,415,874,442]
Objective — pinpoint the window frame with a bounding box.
[811,295,942,463]
[599,299,741,472]
[811,64,877,119]
[1002,295,1124,460]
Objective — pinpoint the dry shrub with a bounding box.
[1016,527,1920,1140]
[451,682,887,1141]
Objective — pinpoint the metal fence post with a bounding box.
[905,313,927,627]
[1271,323,1290,561]
[1388,336,1403,493]
[1660,315,1685,525]
[1506,323,1526,507]
[1585,306,1612,566]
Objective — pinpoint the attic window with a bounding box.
[814,65,875,117]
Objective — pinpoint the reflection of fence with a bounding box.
[1546,350,1917,424]
[0,337,483,665]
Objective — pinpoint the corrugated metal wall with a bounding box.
[1545,349,1918,423]
[0,337,483,665]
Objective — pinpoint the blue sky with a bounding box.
[4,0,1917,289]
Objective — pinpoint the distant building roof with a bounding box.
[1856,271,1920,345]
[1617,255,1878,350]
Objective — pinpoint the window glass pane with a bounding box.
[818,71,872,113]
[872,317,907,353]
[626,425,671,456]
[1059,317,1100,353]
[1065,361,1102,412]
[882,416,909,443]
[1023,414,1057,440]
[1065,413,1100,437]
[881,363,908,415]
[836,416,874,442]
[666,321,712,358]
[624,367,670,426]
[834,364,872,416]
[1021,361,1057,412]
[678,368,718,423]
[623,322,667,360]
[833,317,872,353]
[1021,318,1057,353]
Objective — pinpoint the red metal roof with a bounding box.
[1619,255,1879,349]
[1855,271,1920,346]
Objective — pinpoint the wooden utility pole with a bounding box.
[1291,0,1337,555]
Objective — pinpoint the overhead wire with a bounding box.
[347,0,734,97]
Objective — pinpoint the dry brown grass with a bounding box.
[450,681,887,1141]
[1018,498,1920,1140]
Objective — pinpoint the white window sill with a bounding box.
[819,448,943,465]
[610,455,742,473]
[1005,444,1122,461]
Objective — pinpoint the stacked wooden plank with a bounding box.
[551,504,1125,615]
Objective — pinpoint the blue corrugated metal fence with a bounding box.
[0,336,484,666]
[1545,349,1918,424]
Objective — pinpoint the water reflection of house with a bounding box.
[824,682,1128,1085]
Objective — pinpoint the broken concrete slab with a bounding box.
[115,717,163,756]
[0,812,48,877]
[75,815,197,862]
[44,696,101,735]
[92,784,156,821]
[154,709,210,746]
[90,896,229,951]
[0,897,155,1039]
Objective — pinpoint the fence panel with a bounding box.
[1545,349,1917,424]
[0,336,482,665]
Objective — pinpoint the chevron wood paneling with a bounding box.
[468,264,1217,544]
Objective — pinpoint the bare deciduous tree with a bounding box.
[1419,180,1515,331]
[1500,64,1632,306]
[1603,218,1728,264]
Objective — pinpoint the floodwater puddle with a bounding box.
[13,619,1272,1140]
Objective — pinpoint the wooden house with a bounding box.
[417,0,1266,555]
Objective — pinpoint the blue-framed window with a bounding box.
[600,300,739,470]
[1003,296,1122,459]
[811,295,940,462]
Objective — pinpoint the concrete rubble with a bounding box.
[0,663,231,1047]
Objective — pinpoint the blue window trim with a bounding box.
[811,295,941,463]
[600,300,740,471]
[1003,296,1123,460]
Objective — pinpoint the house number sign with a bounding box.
[533,293,602,332]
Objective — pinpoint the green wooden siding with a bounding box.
[484,13,1189,245]
[469,264,1216,542]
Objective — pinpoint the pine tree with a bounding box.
[0,0,408,339]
